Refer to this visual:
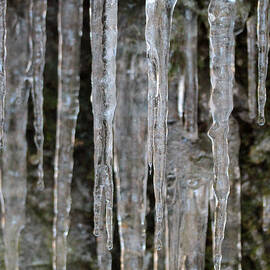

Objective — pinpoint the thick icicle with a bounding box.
[183,7,198,137]
[53,1,83,269]
[247,16,257,121]
[145,0,177,250]
[90,0,118,250]
[257,0,269,125]
[31,0,47,190]
[208,0,236,269]
[1,1,30,269]
[114,6,148,269]
[0,0,6,149]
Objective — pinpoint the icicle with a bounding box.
[145,0,177,250]
[153,206,168,270]
[96,196,112,269]
[208,0,236,269]
[31,0,47,190]
[0,0,6,149]
[1,1,31,269]
[247,16,257,121]
[53,1,83,269]
[90,0,118,250]
[210,117,242,270]
[257,0,269,125]
[114,8,148,268]
[183,7,198,137]
[165,125,211,270]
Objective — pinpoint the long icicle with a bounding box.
[1,1,31,268]
[31,0,47,190]
[90,0,118,250]
[247,16,257,121]
[145,0,177,250]
[208,0,236,270]
[222,117,242,270]
[0,0,6,149]
[257,0,269,125]
[53,1,83,269]
[0,0,7,261]
[183,7,198,138]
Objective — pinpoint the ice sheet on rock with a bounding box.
[183,7,198,138]
[53,1,83,269]
[30,0,47,190]
[114,5,148,269]
[145,0,177,250]
[257,0,269,125]
[1,1,31,269]
[247,16,257,121]
[90,0,118,250]
[0,0,6,150]
[235,0,250,35]
[208,0,236,269]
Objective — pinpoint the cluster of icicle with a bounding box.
[0,0,269,270]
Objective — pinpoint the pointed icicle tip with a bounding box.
[258,115,266,126]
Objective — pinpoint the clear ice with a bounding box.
[90,0,118,250]
[114,4,148,269]
[145,0,177,250]
[208,0,236,269]
[247,16,257,121]
[0,0,6,150]
[30,0,47,190]
[53,1,83,269]
[1,1,31,268]
[257,0,269,125]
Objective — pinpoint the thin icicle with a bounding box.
[257,0,269,125]
[96,197,112,269]
[247,16,257,121]
[145,0,177,250]
[0,0,6,150]
[1,1,31,269]
[31,0,47,190]
[53,1,83,269]
[183,7,198,137]
[90,0,118,250]
[114,7,148,268]
[208,0,236,269]
[210,117,242,270]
